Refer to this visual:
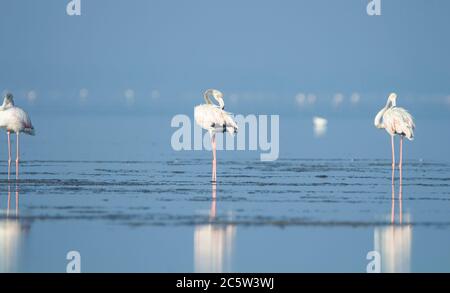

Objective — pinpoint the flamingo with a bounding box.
[374,93,415,186]
[0,93,35,179]
[194,89,238,183]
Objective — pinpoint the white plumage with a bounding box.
[0,93,35,135]
[312,116,328,137]
[0,93,35,179]
[194,89,238,135]
[374,93,415,140]
[374,93,415,186]
[194,89,238,183]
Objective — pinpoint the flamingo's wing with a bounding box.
[385,108,415,140]
[194,104,238,135]
[220,111,238,134]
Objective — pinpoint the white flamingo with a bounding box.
[0,93,35,179]
[374,93,415,185]
[194,89,238,182]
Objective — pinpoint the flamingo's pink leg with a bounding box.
[399,136,403,187]
[16,132,19,180]
[211,134,217,183]
[391,135,395,185]
[7,131,11,180]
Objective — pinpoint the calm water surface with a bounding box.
[0,116,449,272]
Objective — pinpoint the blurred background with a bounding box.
[0,0,449,161]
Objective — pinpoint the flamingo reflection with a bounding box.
[194,183,236,273]
[374,183,412,273]
[0,183,23,272]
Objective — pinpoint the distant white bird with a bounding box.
[312,116,328,137]
[0,93,35,179]
[194,89,238,183]
[374,93,415,185]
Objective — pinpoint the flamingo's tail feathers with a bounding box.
[24,125,35,136]
[223,114,238,135]
[226,125,238,135]
[407,130,414,141]
[403,127,414,141]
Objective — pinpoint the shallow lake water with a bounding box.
[0,115,449,272]
[0,158,449,272]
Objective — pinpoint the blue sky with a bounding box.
[0,0,450,116]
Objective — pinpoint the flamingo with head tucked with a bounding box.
[0,93,35,179]
[374,93,415,186]
[194,89,238,183]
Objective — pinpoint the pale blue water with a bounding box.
[0,115,449,272]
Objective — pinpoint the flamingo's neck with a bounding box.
[216,98,225,110]
[204,89,225,109]
[374,105,388,129]
[204,91,212,105]
[1,98,14,110]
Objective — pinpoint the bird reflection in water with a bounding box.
[194,183,236,273]
[0,183,27,273]
[374,183,412,273]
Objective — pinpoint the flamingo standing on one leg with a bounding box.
[0,93,35,180]
[194,89,238,183]
[374,93,415,188]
